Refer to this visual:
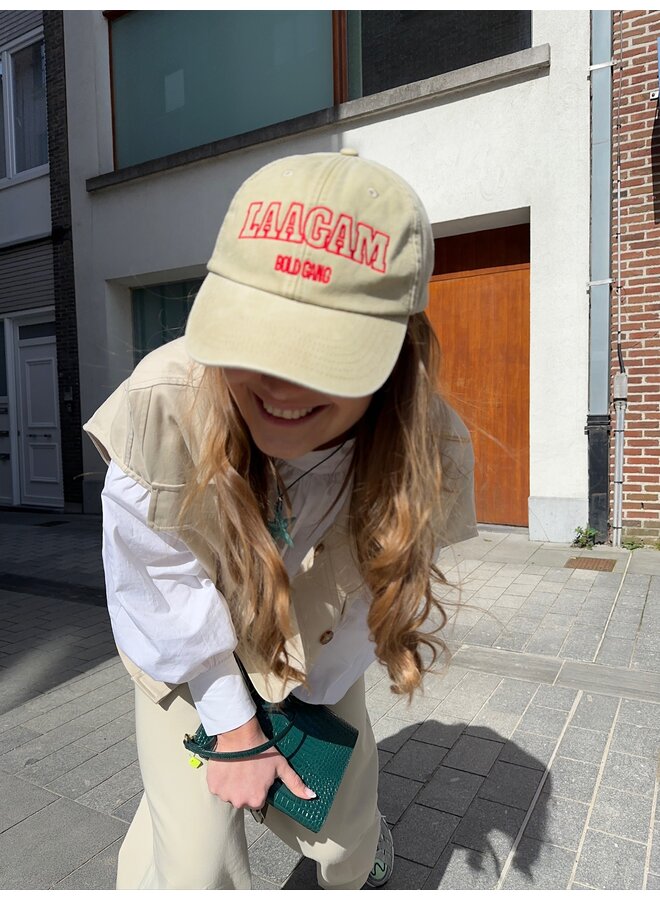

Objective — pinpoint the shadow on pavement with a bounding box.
[0,591,115,715]
[0,511,114,713]
[283,722,552,890]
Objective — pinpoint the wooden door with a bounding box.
[427,230,530,526]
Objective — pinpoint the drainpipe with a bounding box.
[585,10,613,543]
[612,372,627,547]
[610,12,628,548]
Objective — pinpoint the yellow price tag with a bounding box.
[189,756,203,769]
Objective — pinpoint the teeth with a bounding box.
[263,402,315,420]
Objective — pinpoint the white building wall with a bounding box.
[65,11,591,540]
[0,173,51,247]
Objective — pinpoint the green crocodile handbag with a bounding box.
[183,691,359,834]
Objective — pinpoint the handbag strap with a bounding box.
[184,654,299,760]
[184,705,297,761]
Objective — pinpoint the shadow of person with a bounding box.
[378,720,554,890]
[282,718,553,890]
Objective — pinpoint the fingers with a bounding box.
[276,759,316,800]
[205,754,316,809]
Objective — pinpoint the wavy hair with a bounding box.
[180,312,451,696]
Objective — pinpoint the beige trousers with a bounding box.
[116,676,381,890]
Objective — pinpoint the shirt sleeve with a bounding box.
[101,461,255,734]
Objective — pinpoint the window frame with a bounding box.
[100,11,536,178]
[0,26,49,187]
[103,11,350,169]
[131,277,203,364]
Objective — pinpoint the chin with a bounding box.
[251,430,316,460]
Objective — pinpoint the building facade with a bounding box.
[610,10,660,546]
[63,11,592,542]
[0,10,80,510]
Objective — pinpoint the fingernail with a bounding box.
[304,788,317,799]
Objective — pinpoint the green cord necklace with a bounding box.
[267,442,347,548]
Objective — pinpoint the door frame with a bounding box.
[0,307,58,507]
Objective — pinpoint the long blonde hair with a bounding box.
[180,312,450,695]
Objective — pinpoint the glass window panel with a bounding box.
[112,11,333,169]
[18,321,55,341]
[132,279,202,363]
[348,11,532,100]
[12,40,48,173]
[0,321,6,397]
[0,62,6,179]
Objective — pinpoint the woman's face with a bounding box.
[222,369,373,459]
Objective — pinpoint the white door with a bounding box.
[16,321,63,507]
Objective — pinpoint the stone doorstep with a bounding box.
[451,646,660,704]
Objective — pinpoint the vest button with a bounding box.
[319,629,334,645]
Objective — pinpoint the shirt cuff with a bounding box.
[188,656,256,736]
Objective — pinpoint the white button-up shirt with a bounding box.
[101,441,378,736]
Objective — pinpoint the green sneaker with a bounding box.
[366,817,394,888]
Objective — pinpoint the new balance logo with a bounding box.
[370,861,388,881]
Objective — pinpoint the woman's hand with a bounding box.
[205,715,316,809]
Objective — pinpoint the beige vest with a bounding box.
[84,338,476,704]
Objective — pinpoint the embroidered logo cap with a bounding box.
[185,149,434,397]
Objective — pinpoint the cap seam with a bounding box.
[409,195,423,314]
[292,154,346,303]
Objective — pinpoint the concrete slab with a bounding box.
[558,726,609,764]
[451,646,561,684]
[393,803,461,867]
[0,772,59,833]
[0,798,126,889]
[384,739,447,782]
[628,552,660,575]
[417,766,484,817]
[54,838,122,890]
[557,661,660,703]
[2,509,658,890]
[589,785,654,844]
[429,842,500,889]
[600,751,657,798]
[503,837,576,890]
[542,755,599,804]
[451,797,526,859]
[524,794,590,851]
[574,829,647,890]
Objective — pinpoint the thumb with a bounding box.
[277,759,316,800]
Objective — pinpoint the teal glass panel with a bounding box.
[132,279,202,364]
[0,321,7,396]
[112,11,333,169]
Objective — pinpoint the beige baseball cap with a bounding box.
[185,149,434,397]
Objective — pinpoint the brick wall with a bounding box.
[44,11,83,507]
[611,10,660,544]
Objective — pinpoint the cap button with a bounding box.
[340,148,359,157]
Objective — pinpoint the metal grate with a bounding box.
[564,557,617,572]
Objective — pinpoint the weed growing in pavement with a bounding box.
[622,537,645,550]
[572,525,598,549]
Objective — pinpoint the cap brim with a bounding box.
[184,272,407,398]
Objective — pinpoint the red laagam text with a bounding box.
[239,201,390,274]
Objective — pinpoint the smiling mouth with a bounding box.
[255,393,323,424]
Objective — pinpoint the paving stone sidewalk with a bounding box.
[1,510,659,890]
